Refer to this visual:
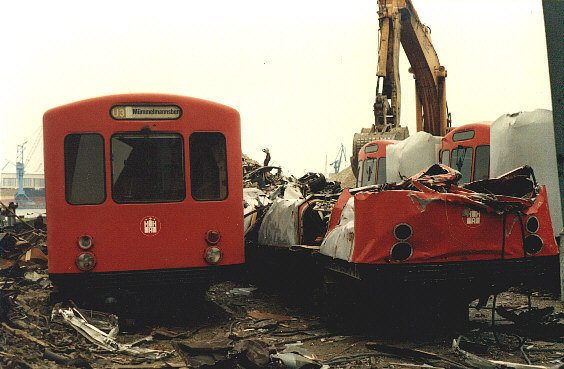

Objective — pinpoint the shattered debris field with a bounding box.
[2,157,564,368]
[2,241,564,369]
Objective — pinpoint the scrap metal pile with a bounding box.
[242,152,342,241]
[248,159,553,252]
[1,158,564,368]
[2,255,564,369]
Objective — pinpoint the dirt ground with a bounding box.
[1,264,563,369]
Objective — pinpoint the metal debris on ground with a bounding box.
[43,348,93,368]
[495,305,564,338]
[0,203,48,278]
[452,336,549,369]
[53,306,172,360]
[271,343,322,369]
[2,154,564,368]
[228,287,258,296]
[248,310,293,322]
[173,339,233,368]
[365,342,468,369]
[174,338,274,368]
[232,339,271,368]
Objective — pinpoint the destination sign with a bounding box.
[110,105,182,120]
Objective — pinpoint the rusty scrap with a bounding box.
[0,200,36,231]
[452,336,549,369]
[43,349,92,368]
[1,322,50,348]
[366,342,469,369]
[248,310,293,322]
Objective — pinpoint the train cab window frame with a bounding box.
[451,146,473,184]
[64,133,106,205]
[473,145,490,181]
[365,144,379,154]
[361,158,377,186]
[440,150,450,166]
[452,130,475,142]
[356,160,364,187]
[110,131,186,204]
[376,157,387,185]
[189,132,229,201]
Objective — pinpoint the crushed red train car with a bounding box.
[316,164,559,319]
[43,94,244,295]
[248,163,559,322]
[322,164,557,276]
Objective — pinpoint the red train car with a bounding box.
[321,164,559,320]
[43,94,244,294]
[440,123,491,183]
[318,122,558,317]
[356,123,490,188]
[356,140,396,187]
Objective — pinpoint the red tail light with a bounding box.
[205,230,221,245]
[77,235,94,250]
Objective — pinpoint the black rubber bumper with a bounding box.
[322,254,560,295]
[50,264,244,291]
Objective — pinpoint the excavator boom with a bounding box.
[352,0,448,176]
[398,0,448,136]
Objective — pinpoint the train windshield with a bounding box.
[111,132,185,203]
[377,157,386,185]
[356,161,364,187]
[451,146,473,184]
[64,133,106,205]
[189,132,228,201]
[474,145,490,181]
[440,150,450,165]
[361,158,377,186]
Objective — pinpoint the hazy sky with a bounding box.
[0,0,552,177]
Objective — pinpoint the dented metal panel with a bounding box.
[321,164,558,265]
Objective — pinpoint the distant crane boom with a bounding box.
[2,160,14,171]
[14,142,33,204]
[24,126,42,168]
[330,143,347,174]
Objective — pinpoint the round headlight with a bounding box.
[526,216,539,234]
[76,252,96,271]
[524,234,543,255]
[393,223,413,240]
[77,235,94,250]
[390,242,413,262]
[204,246,222,265]
[205,230,221,245]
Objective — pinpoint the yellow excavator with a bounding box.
[351,0,450,176]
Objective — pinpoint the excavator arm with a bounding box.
[399,0,448,136]
[375,0,448,136]
[375,0,402,131]
[352,0,449,177]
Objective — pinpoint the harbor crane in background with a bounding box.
[351,0,449,176]
[329,143,347,174]
[11,127,42,204]
[14,142,33,204]
[24,127,42,168]
[2,160,15,172]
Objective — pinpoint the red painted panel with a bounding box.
[350,185,557,264]
[43,94,244,276]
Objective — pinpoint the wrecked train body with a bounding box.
[321,164,558,294]
[253,164,559,309]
